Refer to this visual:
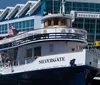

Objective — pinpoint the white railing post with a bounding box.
[25,59,27,64]
[18,61,20,66]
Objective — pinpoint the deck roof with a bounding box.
[15,1,37,18]
[26,0,41,15]
[0,7,13,20]
[5,4,24,19]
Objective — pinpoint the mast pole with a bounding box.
[60,0,65,14]
[62,0,65,14]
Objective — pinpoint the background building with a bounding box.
[0,0,100,43]
[45,0,100,43]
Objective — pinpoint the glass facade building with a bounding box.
[0,1,42,36]
[45,0,100,43]
[0,19,34,34]
[45,0,100,13]
[0,24,7,34]
[10,19,34,32]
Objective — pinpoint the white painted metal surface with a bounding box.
[15,1,37,18]
[42,14,73,20]
[0,49,99,75]
[1,50,86,74]
[26,0,41,15]
[0,7,14,20]
[5,4,24,20]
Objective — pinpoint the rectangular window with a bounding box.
[23,21,26,28]
[30,20,34,27]
[19,22,21,28]
[34,46,41,57]
[48,20,51,26]
[62,19,67,26]
[15,22,18,29]
[54,19,59,25]
[25,21,28,27]
[49,44,54,52]
[26,20,29,27]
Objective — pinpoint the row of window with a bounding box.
[26,45,76,58]
[44,18,71,27]
[26,45,54,58]
[73,19,100,29]
[46,1,100,13]
[0,19,34,34]
[26,46,41,58]
[0,24,8,34]
[0,1,100,22]
[72,18,100,42]
[10,19,34,29]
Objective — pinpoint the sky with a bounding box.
[0,0,28,9]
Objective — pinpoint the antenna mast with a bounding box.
[60,0,65,14]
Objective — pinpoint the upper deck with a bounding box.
[0,12,87,50]
[0,27,87,50]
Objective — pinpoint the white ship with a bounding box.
[0,0,99,85]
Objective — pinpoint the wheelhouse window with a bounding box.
[34,46,41,57]
[48,20,51,26]
[54,18,59,25]
[61,19,67,26]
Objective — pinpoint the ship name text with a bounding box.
[39,57,65,64]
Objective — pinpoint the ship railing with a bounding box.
[0,33,87,50]
[1,50,85,68]
[0,28,87,45]
[2,56,38,68]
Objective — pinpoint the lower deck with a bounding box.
[0,66,98,85]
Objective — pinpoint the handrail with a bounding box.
[0,33,87,50]
[2,50,84,68]
[0,28,87,45]
[2,56,36,67]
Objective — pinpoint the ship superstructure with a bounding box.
[0,0,99,85]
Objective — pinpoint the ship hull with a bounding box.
[0,65,98,85]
